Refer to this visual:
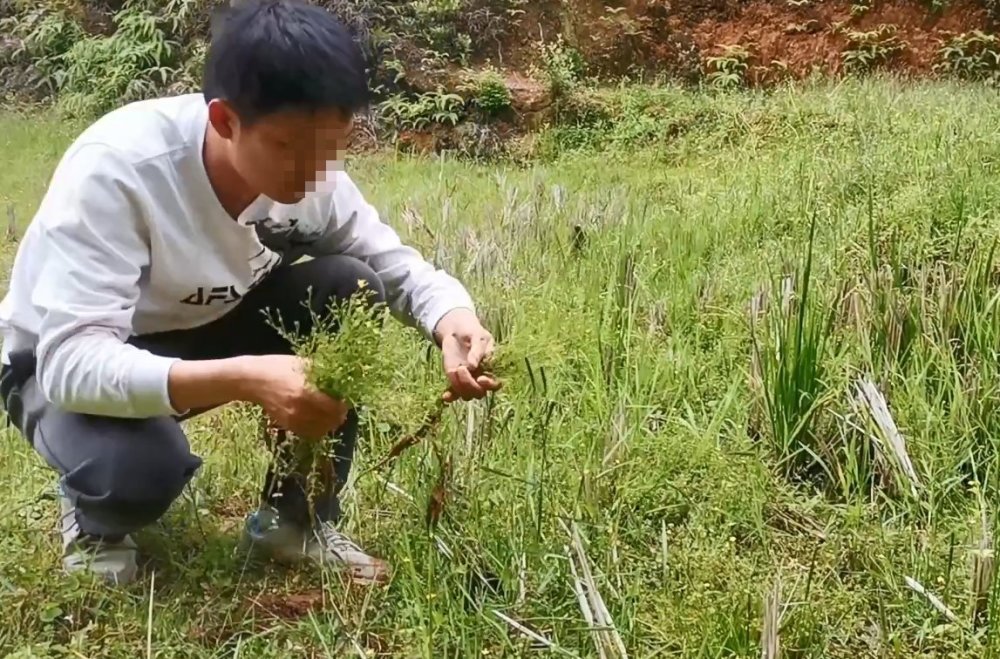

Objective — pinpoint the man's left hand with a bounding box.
[434,308,502,403]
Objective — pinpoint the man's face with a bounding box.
[210,100,353,204]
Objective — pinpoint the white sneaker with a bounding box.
[59,489,138,586]
[243,506,390,585]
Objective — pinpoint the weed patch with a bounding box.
[5,79,1000,655]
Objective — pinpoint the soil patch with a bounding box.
[691,0,990,80]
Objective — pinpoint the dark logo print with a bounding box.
[177,216,315,307]
[180,286,243,306]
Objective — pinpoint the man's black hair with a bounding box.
[202,0,370,123]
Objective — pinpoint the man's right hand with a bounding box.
[244,355,348,439]
[167,354,348,438]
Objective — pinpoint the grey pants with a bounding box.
[0,255,386,539]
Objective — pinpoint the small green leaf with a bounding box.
[40,603,62,623]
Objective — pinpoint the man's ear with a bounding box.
[207,99,238,140]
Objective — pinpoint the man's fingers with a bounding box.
[465,333,496,371]
[476,375,502,391]
[442,375,503,404]
[452,366,484,395]
[442,365,489,402]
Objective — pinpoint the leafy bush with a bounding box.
[377,89,467,132]
[411,0,471,63]
[935,30,1000,83]
[467,67,512,117]
[0,0,203,116]
[536,84,731,158]
[326,0,527,83]
[0,6,83,82]
[842,25,907,75]
[57,5,183,116]
[536,35,586,99]
[850,0,872,17]
[553,87,613,126]
[2,0,528,120]
[704,44,752,89]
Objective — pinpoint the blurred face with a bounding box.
[207,99,352,205]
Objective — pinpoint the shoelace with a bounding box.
[316,523,365,558]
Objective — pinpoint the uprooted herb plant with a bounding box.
[263,285,432,515]
[266,283,510,523]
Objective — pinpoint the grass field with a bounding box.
[3,77,1000,657]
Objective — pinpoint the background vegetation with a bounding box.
[3,0,1000,157]
[3,75,1000,658]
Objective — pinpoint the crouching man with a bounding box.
[0,0,499,586]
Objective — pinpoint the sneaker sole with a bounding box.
[241,531,391,585]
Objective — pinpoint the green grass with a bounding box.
[4,76,1000,656]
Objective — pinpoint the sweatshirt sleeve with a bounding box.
[31,144,183,418]
[307,171,476,340]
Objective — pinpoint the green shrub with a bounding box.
[58,4,182,117]
[704,44,752,89]
[409,0,470,64]
[0,5,83,82]
[1,0,191,116]
[850,0,872,17]
[468,67,512,117]
[935,30,1000,83]
[842,24,906,75]
[536,35,586,99]
[554,87,613,126]
[377,89,467,133]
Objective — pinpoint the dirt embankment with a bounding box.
[2,0,995,100]
[689,0,991,81]
[1,0,995,156]
[554,0,991,80]
[446,0,995,120]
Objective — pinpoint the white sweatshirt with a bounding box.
[0,94,475,419]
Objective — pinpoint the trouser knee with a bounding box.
[61,421,202,537]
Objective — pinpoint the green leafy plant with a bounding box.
[0,5,82,91]
[465,66,512,117]
[536,35,586,99]
[377,89,467,134]
[850,0,872,17]
[750,218,844,491]
[705,44,752,89]
[58,4,181,116]
[275,284,514,521]
[3,0,186,116]
[842,24,906,74]
[935,30,1000,83]
[408,0,471,64]
[274,287,440,517]
[288,288,405,410]
[172,39,207,95]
